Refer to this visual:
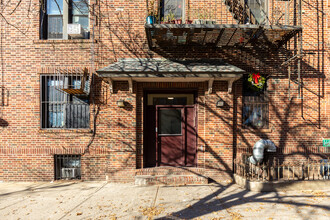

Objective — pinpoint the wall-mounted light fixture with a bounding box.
[216,98,224,107]
[117,100,125,107]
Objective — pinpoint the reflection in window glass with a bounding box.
[162,0,184,20]
[246,0,268,24]
[72,0,89,30]
[243,105,265,128]
[159,109,182,135]
[47,0,63,39]
[47,0,63,14]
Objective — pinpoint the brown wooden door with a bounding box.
[157,106,184,166]
[156,105,197,167]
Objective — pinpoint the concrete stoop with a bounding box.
[135,167,208,186]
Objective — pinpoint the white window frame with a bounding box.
[42,0,90,40]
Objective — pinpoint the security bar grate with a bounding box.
[41,74,90,129]
[54,155,81,180]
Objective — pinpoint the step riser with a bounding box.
[135,176,208,186]
[135,168,205,176]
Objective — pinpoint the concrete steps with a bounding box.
[135,167,208,186]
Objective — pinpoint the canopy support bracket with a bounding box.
[228,77,241,94]
[128,78,133,93]
[109,78,113,93]
[208,78,214,94]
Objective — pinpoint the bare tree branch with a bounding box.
[9,0,22,15]
[0,12,28,36]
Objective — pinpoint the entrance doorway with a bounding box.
[144,92,197,167]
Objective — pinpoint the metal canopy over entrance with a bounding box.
[97,58,244,93]
[145,24,302,50]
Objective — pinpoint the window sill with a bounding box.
[242,127,272,133]
[33,39,97,44]
[39,128,93,134]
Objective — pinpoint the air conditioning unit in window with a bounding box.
[67,24,85,39]
[61,168,81,179]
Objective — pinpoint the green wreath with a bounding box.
[247,73,266,91]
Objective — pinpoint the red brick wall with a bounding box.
[0,0,329,182]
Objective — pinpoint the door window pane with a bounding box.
[159,109,182,135]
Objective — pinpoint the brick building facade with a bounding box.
[0,0,329,183]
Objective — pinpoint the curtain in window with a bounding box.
[47,78,66,127]
[47,0,64,39]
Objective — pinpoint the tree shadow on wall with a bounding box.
[0,118,8,127]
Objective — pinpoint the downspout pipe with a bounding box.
[249,139,276,165]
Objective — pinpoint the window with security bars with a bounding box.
[54,155,81,180]
[41,75,90,129]
[242,76,269,129]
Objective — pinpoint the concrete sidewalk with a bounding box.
[0,181,329,219]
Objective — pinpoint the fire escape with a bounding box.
[145,0,303,97]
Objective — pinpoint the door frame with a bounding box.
[143,89,198,168]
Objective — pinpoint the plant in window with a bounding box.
[175,16,182,24]
[168,12,176,23]
[161,0,184,24]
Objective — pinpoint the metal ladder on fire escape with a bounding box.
[224,0,259,24]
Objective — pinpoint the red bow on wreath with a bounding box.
[252,73,261,84]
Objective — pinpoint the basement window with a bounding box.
[54,155,81,180]
[40,0,90,39]
[40,75,90,129]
